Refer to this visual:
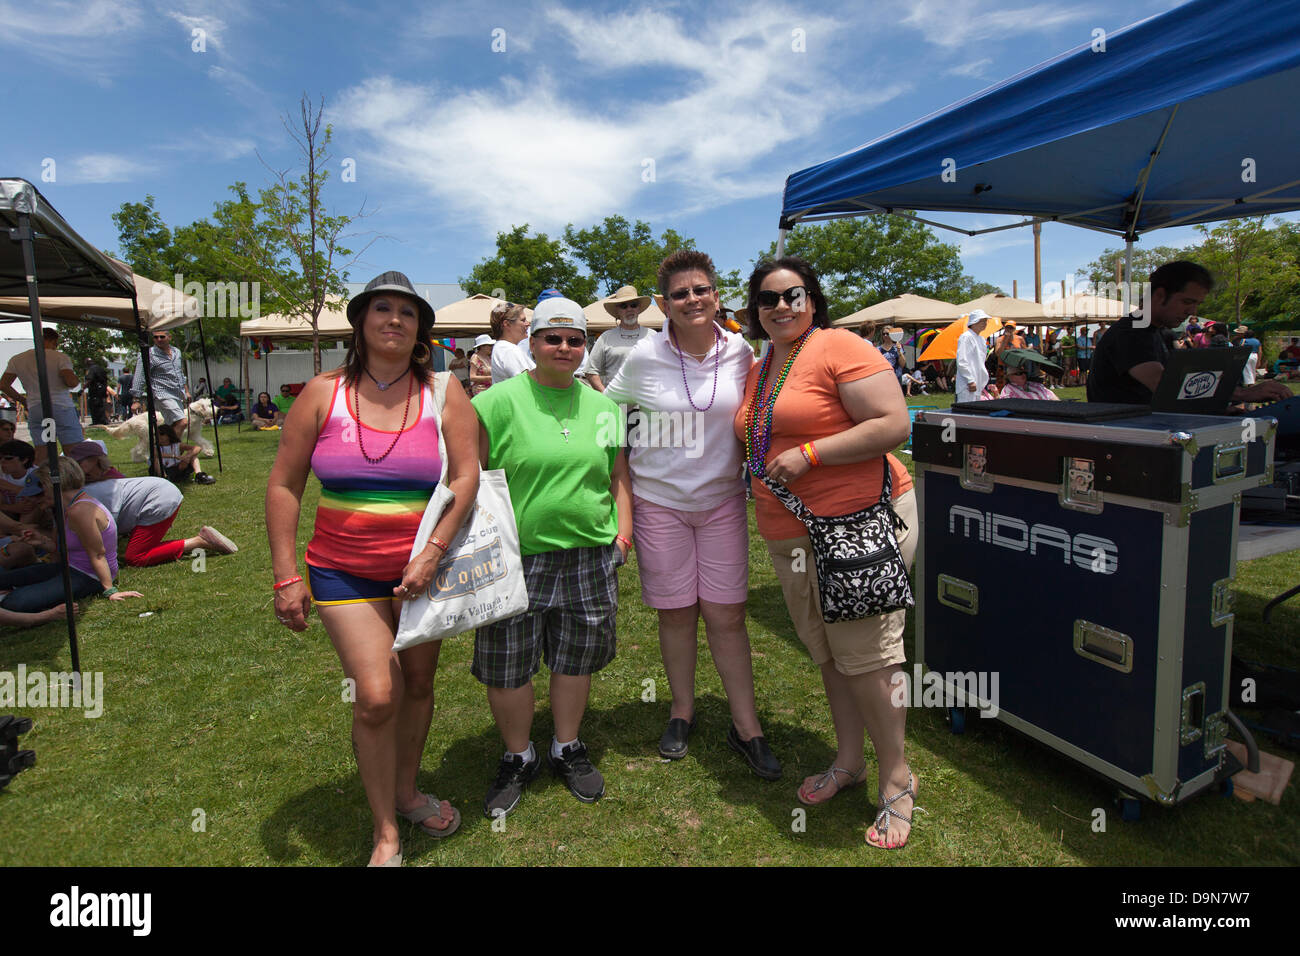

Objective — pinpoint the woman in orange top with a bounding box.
[734,256,920,849]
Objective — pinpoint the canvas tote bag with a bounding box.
[394,373,528,649]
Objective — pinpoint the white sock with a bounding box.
[507,742,535,763]
[551,737,578,758]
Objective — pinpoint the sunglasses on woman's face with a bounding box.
[540,333,586,348]
[756,286,809,310]
[667,284,714,302]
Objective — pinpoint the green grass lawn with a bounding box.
[1,396,1297,867]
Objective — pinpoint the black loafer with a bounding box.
[726,723,782,780]
[658,716,697,760]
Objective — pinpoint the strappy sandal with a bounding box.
[867,771,924,850]
[398,793,462,839]
[797,765,867,806]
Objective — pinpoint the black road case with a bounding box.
[911,404,1277,808]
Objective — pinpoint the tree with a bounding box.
[57,326,116,372]
[252,95,370,373]
[760,216,973,318]
[1194,217,1294,326]
[1076,244,1188,291]
[460,225,596,305]
[563,216,695,298]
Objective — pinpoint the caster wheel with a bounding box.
[1219,778,1234,797]
[1119,796,1141,821]
[948,706,966,734]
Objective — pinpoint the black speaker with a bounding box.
[0,715,34,791]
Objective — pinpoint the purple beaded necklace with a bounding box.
[669,322,721,412]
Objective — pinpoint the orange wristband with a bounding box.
[803,442,821,466]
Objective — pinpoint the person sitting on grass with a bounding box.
[250,392,280,429]
[997,357,1059,401]
[215,378,243,423]
[0,601,78,628]
[0,458,142,613]
[66,440,237,566]
[0,439,33,517]
[155,423,215,484]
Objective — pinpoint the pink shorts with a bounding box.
[631,493,749,609]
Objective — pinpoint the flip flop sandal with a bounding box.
[399,793,461,839]
[867,771,925,850]
[797,765,867,806]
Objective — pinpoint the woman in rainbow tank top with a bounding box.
[267,272,480,867]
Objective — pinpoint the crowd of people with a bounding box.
[267,257,923,866]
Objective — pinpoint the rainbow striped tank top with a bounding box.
[306,376,443,580]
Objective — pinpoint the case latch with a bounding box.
[1204,712,1228,761]
[1059,456,1103,514]
[960,443,994,493]
[1211,578,1235,627]
[936,575,979,615]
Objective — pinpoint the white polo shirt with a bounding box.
[604,327,755,512]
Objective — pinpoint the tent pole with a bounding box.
[776,228,788,258]
[1124,239,1134,314]
[196,317,222,474]
[12,211,80,672]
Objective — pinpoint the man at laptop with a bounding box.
[1088,261,1291,406]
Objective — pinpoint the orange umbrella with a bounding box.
[918,313,1002,362]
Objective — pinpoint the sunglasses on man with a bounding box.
[756,286,809,309]
[667,284,715,302]
[539,333,586,348]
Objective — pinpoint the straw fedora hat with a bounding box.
[603,285,651,318]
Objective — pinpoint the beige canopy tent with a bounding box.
[424,294,531,337]
[238,300,352,341]
[1043,293,1129,321]
[832,293,964,328]
[582,292,666,333]
[956,292,1051,323]
[0,259,200,331]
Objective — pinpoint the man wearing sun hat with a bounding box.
[587,286,652,393]
[956,309,994,399]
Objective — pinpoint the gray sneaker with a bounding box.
[483,749,541,819]
[548,741,605,803]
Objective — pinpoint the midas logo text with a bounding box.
[948,506,1118,574]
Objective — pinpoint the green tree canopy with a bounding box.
[759,216,990,318]
[460,224,597,305]
[563,216,695,298]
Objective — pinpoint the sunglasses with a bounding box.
[667,284,714,302]
[756,286,809,310]
[1008,367,1027,374]
[152,334,168,340]
[540,333,586,348]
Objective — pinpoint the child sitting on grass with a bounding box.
[155,424,215,485]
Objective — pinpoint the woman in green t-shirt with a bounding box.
[470,295,633,820]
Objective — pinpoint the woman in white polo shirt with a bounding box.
[604,250,779,780]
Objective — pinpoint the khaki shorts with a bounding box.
[766,489,917,676]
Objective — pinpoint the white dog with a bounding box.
[95,399,217,463]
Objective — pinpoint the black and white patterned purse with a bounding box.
[761,458,913,623]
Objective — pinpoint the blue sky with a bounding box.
[0,0,1269,309]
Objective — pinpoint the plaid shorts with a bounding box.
[472,544,619,689]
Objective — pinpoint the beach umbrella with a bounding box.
[918,314,1003,362]
[1000,347,1063,373]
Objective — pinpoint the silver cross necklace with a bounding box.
[534,375,577,442]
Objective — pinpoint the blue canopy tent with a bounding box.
[779,0,1300,278]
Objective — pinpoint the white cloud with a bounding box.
[167,11,226,53]
[898,0,1090,50]
[0,0,145,66]
[959,230,1033,258]
[332,4,905,232]
[948,57,993,77]
[68,153,155,183]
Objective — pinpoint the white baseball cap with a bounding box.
[529,297,587,337]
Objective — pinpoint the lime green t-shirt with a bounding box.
[472,374,619,556]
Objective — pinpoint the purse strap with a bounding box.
[759,455,895,521]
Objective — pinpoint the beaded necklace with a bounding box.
[670,323,721,412]
[350,372,416,464]
[743,325,817,475]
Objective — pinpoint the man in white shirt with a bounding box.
[955,309,993,400]
[0,327,82,461]
[588,286,653,392]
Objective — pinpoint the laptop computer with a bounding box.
[1150,346,1251,415]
